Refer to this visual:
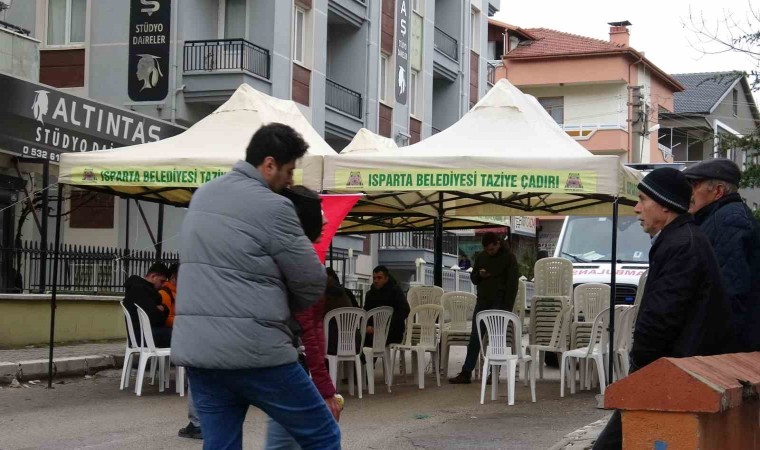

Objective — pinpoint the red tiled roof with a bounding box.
[487,19,538,41]
[503,27,684,92]
[505,28,626,58]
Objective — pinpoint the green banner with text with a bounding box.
[70,166,304,187]
[336,169,597,193]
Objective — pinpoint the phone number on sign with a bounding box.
[23,146,61,162]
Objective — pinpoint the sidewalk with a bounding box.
[549,417,609,449]
[0,341,124,383]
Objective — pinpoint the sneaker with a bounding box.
[448,372,472,384]
[178,422,202,440]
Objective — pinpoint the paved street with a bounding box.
[0,347,609,450]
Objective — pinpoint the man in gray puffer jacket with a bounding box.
[171,123,337,450]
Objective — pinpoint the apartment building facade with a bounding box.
[660,71,760,207]
[5,0,500,289]
[489,20,683,164]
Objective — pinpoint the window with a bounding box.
[69,191,115,229]
[293,7,306,64]
[223,0,246,39]
[380,55,388,103]
[538,97,564,125]
[410,70,420,117]
[470,8,480,54]
[733,89,739,116]
[47,0,86,46]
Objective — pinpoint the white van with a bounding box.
[553,215,650,304]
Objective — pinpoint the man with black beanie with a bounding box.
[593,168,735,450]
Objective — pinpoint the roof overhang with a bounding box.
[504,50,685,93]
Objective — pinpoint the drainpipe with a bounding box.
[170,0,181,123]
[627,53,644,163]
[459,0,467,117]
[363,5,372,128]
[171,85,185,123]
[288,0,294,100]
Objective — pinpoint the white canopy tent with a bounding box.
[338,128,515,231]
[323,79,642,233]
[323,80,644,381]
[58,84,336,206]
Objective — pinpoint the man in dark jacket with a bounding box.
[122,263,170,347]
[449,232,520,384]
[684,158,760,352]
[594,168,735,450]
[363,266,410,348]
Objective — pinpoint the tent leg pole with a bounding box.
[135,201,157,248]
[329,242,334,269]
[156,204,165,261]
[608,198,619,382]
[47,186,63,389]
[39,160,49,293]
[433,215,443,287]
[125,199,131,276]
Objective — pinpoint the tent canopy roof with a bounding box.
[58,84,336,206]
[323,80,642,232]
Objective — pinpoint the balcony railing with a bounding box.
[487,61,497,86]
[326,78,363,119]
[0,19,31,36]
[434,26,458,61]
[379,231,459,255]
[184,39,270,79]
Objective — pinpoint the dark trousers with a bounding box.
[151,326,172,348]
[462,302,489,373]
[593,410,622,449]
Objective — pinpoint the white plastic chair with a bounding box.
[572,284,611,349]
[560,306,627,397]
[363,306,393,394]
[389,304,443,390]
[614,305,638,379]
[528,296,571,379]
[119,301,143,390]
[533,258,573,299]
[134,306,171,396]
[633,270,648,308]
[514,279,530,330]
[440,291,477,377]
[324,307,366,398]
[476,310,536,406]
[407,285,444,309]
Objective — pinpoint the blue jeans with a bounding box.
[266,417,301,450]
[188,363,341,450]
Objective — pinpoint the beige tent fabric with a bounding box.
[58,84,336,205]
[323,80,642,231]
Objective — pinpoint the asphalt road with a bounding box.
[0,350,609,450]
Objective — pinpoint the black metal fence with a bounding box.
[0,241,179,294]
[184,39,270,79]
[326,79,363,119]
[378,231,459,255]
[434,26,458,61]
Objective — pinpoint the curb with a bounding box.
[0,354,124,384]
[548,418,609,450]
